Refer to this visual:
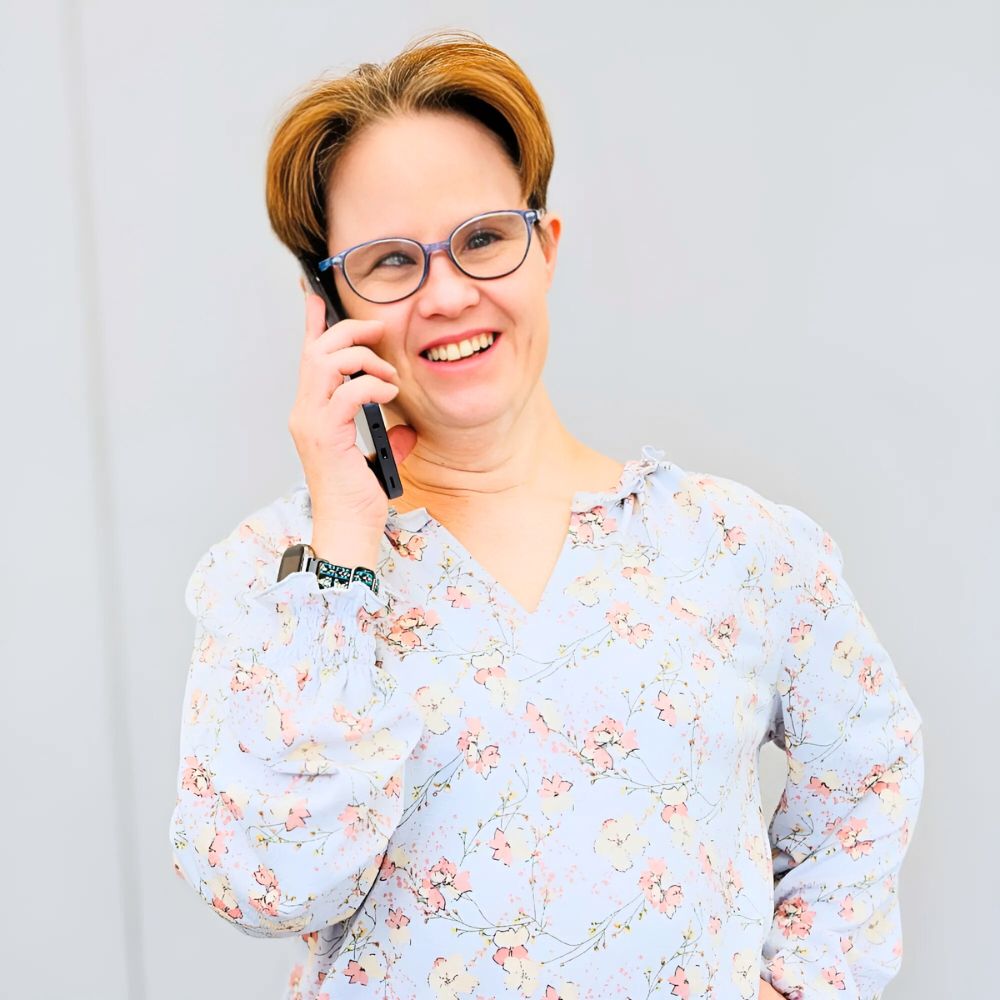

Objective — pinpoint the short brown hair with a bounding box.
[264,29,555,274]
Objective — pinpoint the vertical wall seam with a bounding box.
[60,1,147,996]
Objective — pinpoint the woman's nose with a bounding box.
[414,246,480,319]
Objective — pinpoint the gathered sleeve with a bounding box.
[168,511,422,938]
[760,504,924,998]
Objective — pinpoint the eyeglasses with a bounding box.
[318,208,545,304]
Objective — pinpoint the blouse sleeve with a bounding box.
[168,511,422,939]
[760,504,924,999]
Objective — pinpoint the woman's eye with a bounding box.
[463,229,500,251]
[374,252,416,269]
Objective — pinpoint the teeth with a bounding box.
[425,332,496,362]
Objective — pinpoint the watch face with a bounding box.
[278,544,307,582]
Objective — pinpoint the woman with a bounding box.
[169,31,924,1000]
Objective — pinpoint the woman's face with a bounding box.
[325,110,561,436]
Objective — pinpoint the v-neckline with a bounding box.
[382,446,670,619]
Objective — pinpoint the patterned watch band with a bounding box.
[314,559,380,596]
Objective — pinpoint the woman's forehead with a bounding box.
[326,111,522,246]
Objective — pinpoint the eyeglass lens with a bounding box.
[343,211,531,303]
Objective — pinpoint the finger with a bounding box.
[326,373,400,419]
[301,346,398,403]
[313,317,388,354]
[303,291,329,343]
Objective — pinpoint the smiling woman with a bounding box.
[168,29,924,1000]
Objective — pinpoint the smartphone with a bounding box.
[298,255,403,500]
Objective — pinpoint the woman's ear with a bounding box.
[540,211,562,288]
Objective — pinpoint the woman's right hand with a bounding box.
[288,289,415,554]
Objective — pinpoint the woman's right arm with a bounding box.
[168,515,422,938]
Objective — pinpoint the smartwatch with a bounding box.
[277,543,379,595]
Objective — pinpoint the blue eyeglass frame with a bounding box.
[317,207,545,304]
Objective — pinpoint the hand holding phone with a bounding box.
[288,271,411,542]
[297,257,406,501]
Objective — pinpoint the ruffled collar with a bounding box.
[384,443,672,533]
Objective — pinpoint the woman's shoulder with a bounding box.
[637,445,836,557]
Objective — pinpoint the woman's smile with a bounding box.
[416,330,503,372]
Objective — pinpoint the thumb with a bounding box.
[386,424,417,466]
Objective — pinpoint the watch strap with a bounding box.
[276,543,379,596]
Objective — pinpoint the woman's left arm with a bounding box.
[760,504,925,998]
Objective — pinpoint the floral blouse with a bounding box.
[169,445,924,1000]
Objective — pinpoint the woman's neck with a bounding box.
[391,386,604,516]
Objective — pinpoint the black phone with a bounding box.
[297,255,404,500]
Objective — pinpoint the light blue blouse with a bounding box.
[169,445,924,999]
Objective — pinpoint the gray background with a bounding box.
[4,1,996,996]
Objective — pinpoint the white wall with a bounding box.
[5,1,996,996]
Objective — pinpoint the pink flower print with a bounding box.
[705,614,740,658]
[774,895,816,939]
[660,785,689,824]
[383,774,402,798]
[344,960,368,985]
[387,907,409,930]
[279,708,300,748]
[538,773,574,814]
[230,659,267,693]
[839,894,856,920]
[378,853,396,881]
[337,802,388,842]
[654,690,677,724]
[811,562,837,610]
[708,915,721,936]
[668,964,691,999]
[220,790,244,821]
[472,650,520,709]
[569,504,617,547]
[581,715,639,772]
[861,761,901,797]
[385,606,440,654]
[491,925,529,966]
[419,858,472,912]
[181,756,215,798]
[248,865,281,917]
[386,527,426,560]
[723,522,747,555]
[859,655,885,694]
[488,828,513,865]
[691,652,715,673]
[667,596,701,623]
[605,601,654,647]
[722,858,743,904]
[457,717,501,777]
[698,841,719,879]
[639,858,684,915]
[807,774,835,799]
[332,705,374,743]
[209,876,243,921]
[294,662,310,691]
[207,828,231,867]
[524,701,556,738]
[284,799,310,831]
[445,584,474,608]
[773,553,793,581]
[822,966,846,989]
[787,619,814,657]
[837,818,875,860]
